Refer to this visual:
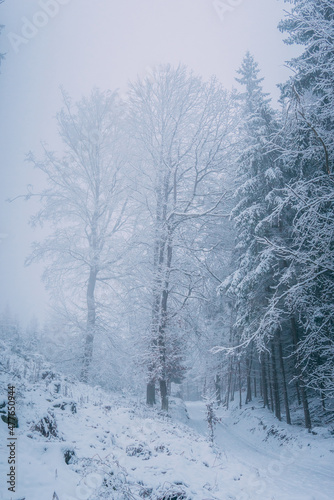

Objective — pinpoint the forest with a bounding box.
[1,0,334,434]
[2,1,334,499]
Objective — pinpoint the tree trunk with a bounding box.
[290,317,312,430]
[300,384,312,430]
[238,360,242,409]
[146,381,156,405]
[267,352,274,412]
[261,352,269,408]
[295,380,301,405]
[320,386,326,413]
[254,372,257,398]
[215,374,222,405]
[231,366,236,402]
[245,353,252,404]
[157,226,174,411]
[81,266,97,382]
[225,358,233,409]
[160,379,168,411]
[277,331,291,425]
[271,340,281,421]
[81,333,94,383]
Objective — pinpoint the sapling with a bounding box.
[203,393,221,444]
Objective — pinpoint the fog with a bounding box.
[0,0,298,324]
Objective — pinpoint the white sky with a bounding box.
[0,0,299,325]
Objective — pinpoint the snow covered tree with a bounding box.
[227,53,284,347]
[26,89,129,382]
[235,0,334,427]
[262,0,334,409]
[213,52,314,426]
[203,391,221,444]
[128,64,237,410]
[221,54,285,413]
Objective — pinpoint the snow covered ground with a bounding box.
[186,401,334,500]
[0,344,333,500]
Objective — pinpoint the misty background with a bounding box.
[0,0,298,325]
[1,3,334,497]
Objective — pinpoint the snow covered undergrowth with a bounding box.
[0,344,240,500]
[1,344,334,500]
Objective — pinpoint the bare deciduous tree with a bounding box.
[26,89,128,382]
[128,64,237,410]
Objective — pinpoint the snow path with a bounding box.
[185,401,334,500]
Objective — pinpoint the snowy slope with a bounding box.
[187,401,334,500]
[0,343,334,500]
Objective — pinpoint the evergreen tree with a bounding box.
[264,0,334,407]
[224,53,283,353]
[220,53,299,423]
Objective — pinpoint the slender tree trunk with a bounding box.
[271,340,281,421]
[267,352,274,412]
[225,358,233,409]
[261,352,269,408]
[254,376,257,398]
[277,331,291,424]
[215,374,222,405]
[238,360,242,409]
[203,374,208,398]
[157,227,173,411]
[231,366,236,402]
[147,275,161,402]
[295,380,301,405]
[160,379,168,411]
[291,317,312,430]
[245,352,253,404]
[300,383,311,430]
[320,385,326,413]
[147,185,165,406]
[146,381,156,405]
[81,266,97,382]
[157,286,169,410]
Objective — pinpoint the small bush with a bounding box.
[126,443,152,459]
[32,411,58,438]
[53,400,77,414]
[64,449,76,465]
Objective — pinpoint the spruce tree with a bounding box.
[267,0,334,409]
[223,53,286,419]
[224,53,283,352]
